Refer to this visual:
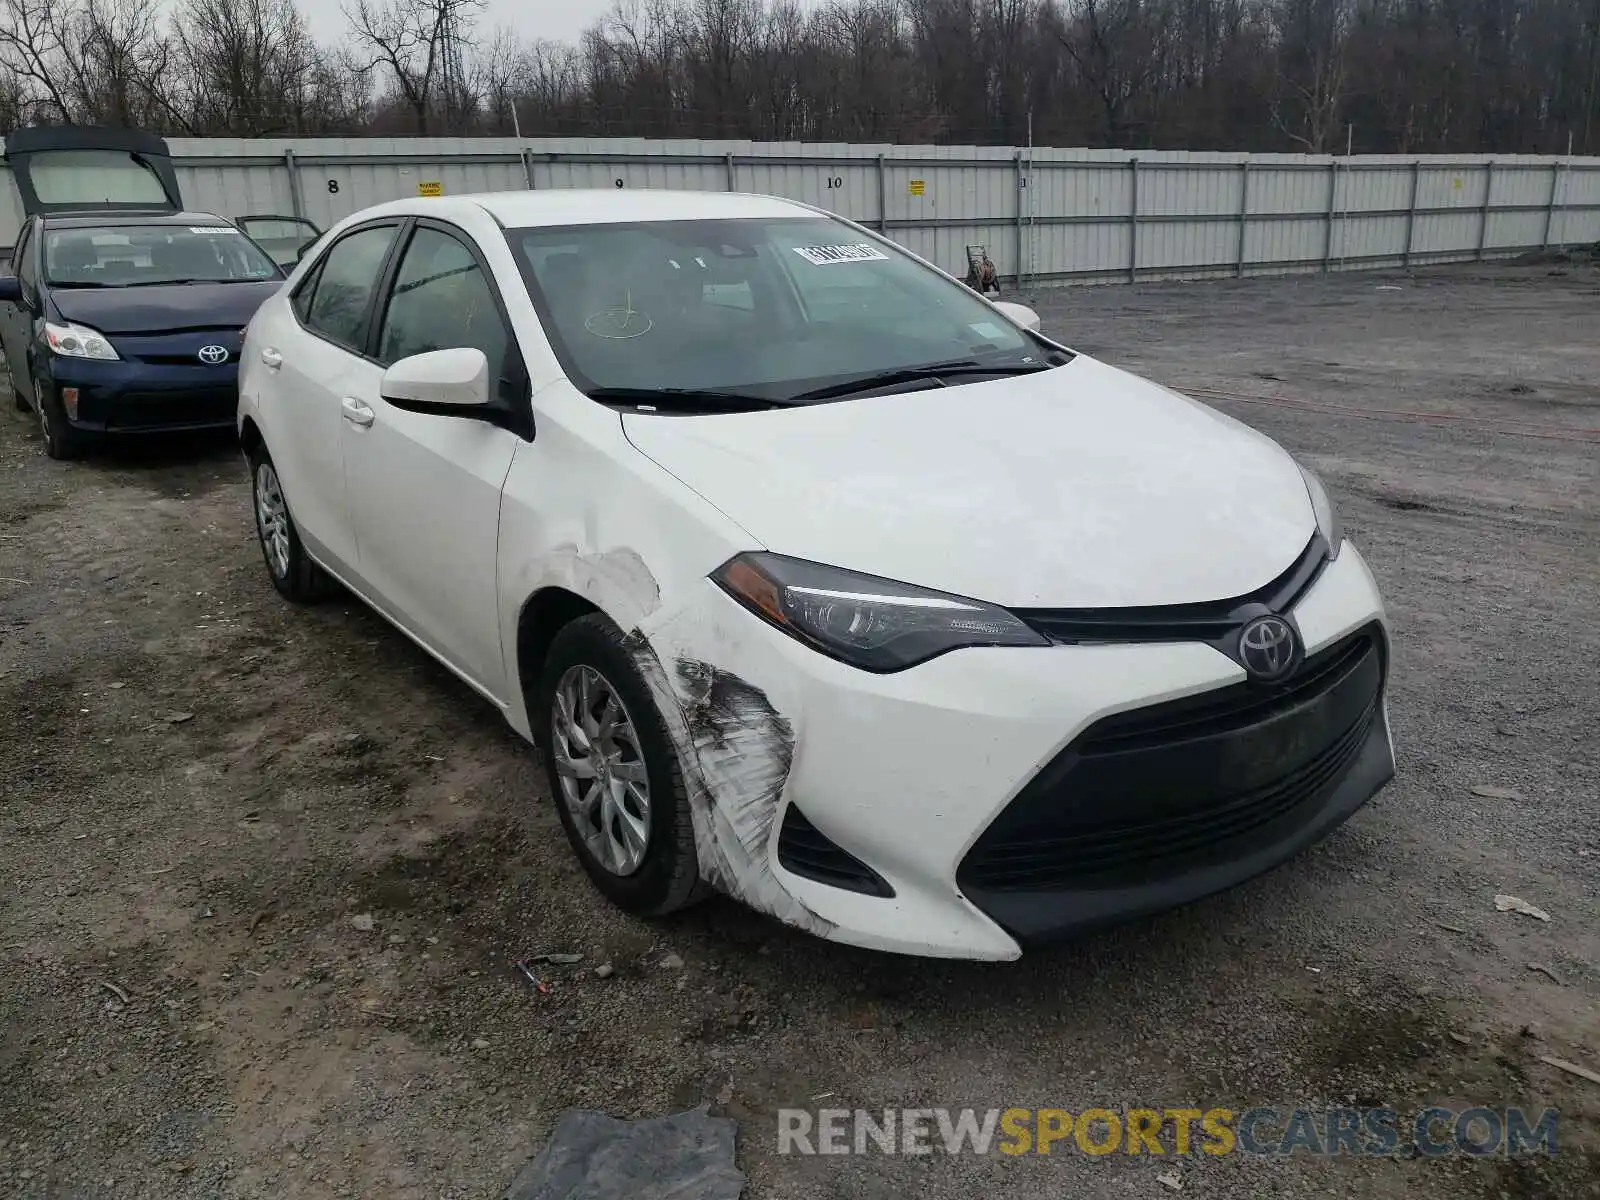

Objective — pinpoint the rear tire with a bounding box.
[536,614,705,918]
[35,380,85,461]
[248,444,335,603]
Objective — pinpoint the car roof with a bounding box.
[350,189,828,230]
[40,210,231,230]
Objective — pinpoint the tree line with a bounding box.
[1,0,1595,154]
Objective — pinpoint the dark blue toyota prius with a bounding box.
[0,126,310,459]
[0,212,286,458]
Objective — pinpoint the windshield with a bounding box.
[43,224,280,287]
[508,217,1050,404]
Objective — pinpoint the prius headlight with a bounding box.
[713,552,1047,672]
[1298,463,1343,558]
[44,321,119,361]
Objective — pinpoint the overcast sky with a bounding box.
[301,1,658,49]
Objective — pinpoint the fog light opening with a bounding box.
[61,387,80,419]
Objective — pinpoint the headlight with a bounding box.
[1298,463,1343,558]
[713,552,1047,672]
[44,321,119,361]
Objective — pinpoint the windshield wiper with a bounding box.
[788,359,1055,403]
[48,280,121,289]
[588,386,781,412]
[121,278,230,287]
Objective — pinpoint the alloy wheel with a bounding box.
[551,664,652,876]
[254,462,291,580]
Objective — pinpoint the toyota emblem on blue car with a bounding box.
[1238,615,1299,682]
[198,344,228,364]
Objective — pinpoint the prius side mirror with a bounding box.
[381,347,491,410]
[992,300,1041,333]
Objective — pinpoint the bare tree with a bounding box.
[345,0,485,133]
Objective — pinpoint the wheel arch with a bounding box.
[516,585,602,740]
[239,414,264,457]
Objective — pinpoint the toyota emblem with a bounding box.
[198,344,229,364]
[1238,615,1300,682]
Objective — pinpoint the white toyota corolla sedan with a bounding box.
[238,189,1394,960]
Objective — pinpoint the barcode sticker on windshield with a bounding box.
[792,244,890,266]
[189,227,224,235]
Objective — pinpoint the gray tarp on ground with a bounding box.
[503,1106,746,1200]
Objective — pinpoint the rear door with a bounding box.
[260,220,402,579]
[235,215,323,268]
[339,220,527,698]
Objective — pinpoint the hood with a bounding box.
[622,355,1318,609]
[50,280,283,335]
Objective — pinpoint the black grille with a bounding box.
[1011,535,1328,646]
[958,625,1384,893]
[108,388,237,430]
[778,804,894,897]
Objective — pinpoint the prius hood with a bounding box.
[49,279,282,334]
[622,355,1320,609]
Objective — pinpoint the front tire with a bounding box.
[248,445,334,602]
[35,380,85,460]
[536,614,705,917]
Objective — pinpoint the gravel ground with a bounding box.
[1,263,1596,1199]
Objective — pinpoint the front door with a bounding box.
[0,223,38,402]
[339,221,525,699]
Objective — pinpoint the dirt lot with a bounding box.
[1,263,1597,1199]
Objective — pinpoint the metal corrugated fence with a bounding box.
[5,136,1598,286]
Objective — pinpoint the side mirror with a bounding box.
[380,347,490,410]
[992,300,1041,333]
[0,276,21,304]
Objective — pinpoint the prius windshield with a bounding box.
[43,224,280,288]
[510,218,1055,404]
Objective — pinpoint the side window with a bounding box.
[377,227,509,383]
[303,225,398,350]
[291,256,325,324]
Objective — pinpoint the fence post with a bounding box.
[1014,151,1025,289]
[520,148,535,190]
[283,147,305,219]
[1542,160,1563,249]
[725,152,735,192]
[876,153,887,234]
[1127,158,1139,283]
[1322,158,1338,271]
[1476,161,1495,260]
[1402,160,1420,268]
[1236,159,1250,278]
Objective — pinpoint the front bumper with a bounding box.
[653,542,1393,960]
[42,356,240,434]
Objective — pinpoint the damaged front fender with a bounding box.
[623,630,834,938]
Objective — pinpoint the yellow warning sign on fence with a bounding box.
[908,179,926,196]
[418,181,443,197]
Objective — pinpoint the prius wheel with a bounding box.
[34,381,84,461]
[249,446,334,603]
[537,615,704,917]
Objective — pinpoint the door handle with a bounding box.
[260,347,283,369]
[341,396,375,428]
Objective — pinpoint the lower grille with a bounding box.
[108,387,237,430]
[777,804,893,897]
[959,625,1384,893]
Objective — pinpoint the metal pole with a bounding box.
[1402,160,1420,268]
[1476,161,1494,260]
[725,152,735,192]
[511,100,533,190]
[1128,158,1139,284]
[876,153,886,234]
[283,147,305,219]
[1236,160,1250,278]
[1015,151,1024,290]
[1322,158,1338,271]
[1541,160,1562,249]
